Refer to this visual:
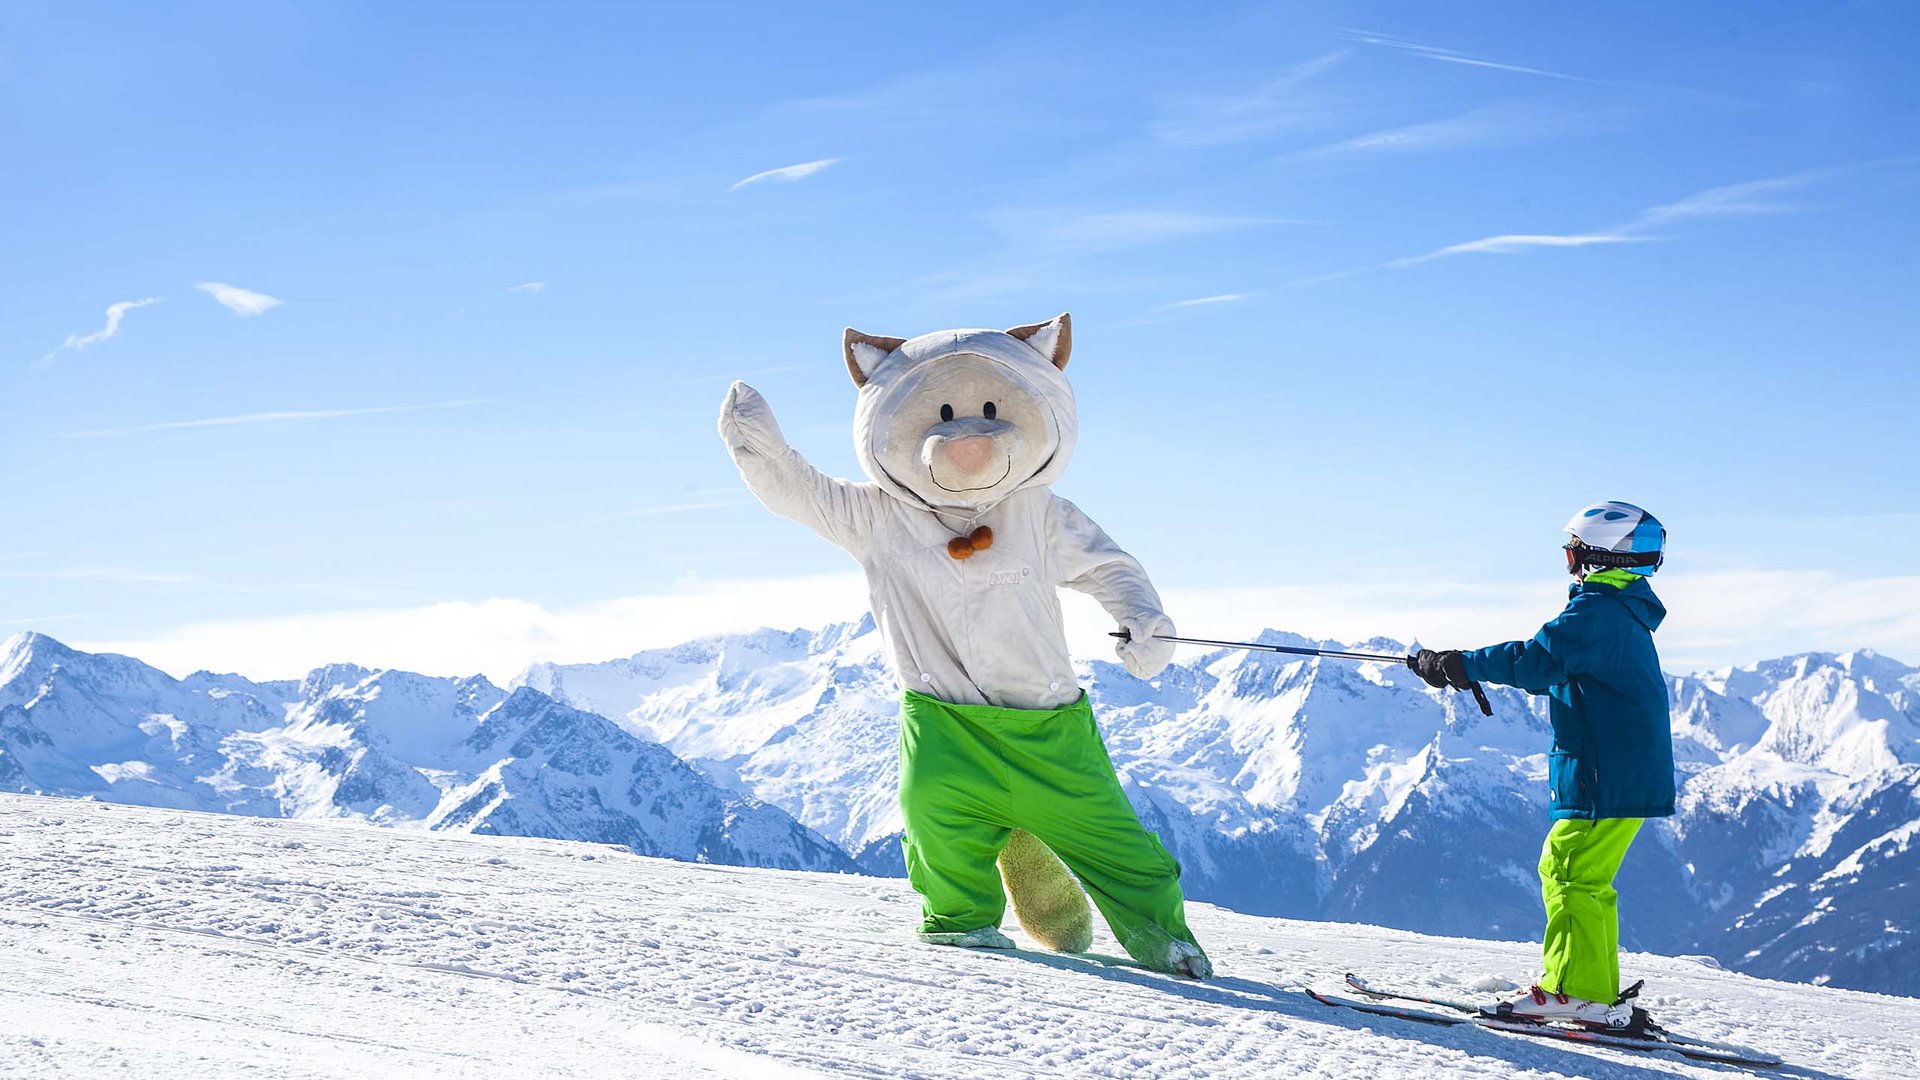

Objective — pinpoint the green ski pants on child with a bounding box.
[1538,817,1643,1003]
[897,689,1204,969]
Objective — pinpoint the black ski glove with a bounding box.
[1410,649,1472,691]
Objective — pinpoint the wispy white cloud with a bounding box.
[904,210,1299,304]
[1164,293,1249,308]
[1010,210,1304,253]
[1390,233,1642,267]
[1628,172,1816,229]
[79,573,874,683]
[582,499,755,525]
[70,568,1920,685]
[1302,104,1563,158]
[1151,52,1347,146]
[661,362,808,388]
[1161,570,1920,675]
[0,566,196,584]
[62,399,489,438]
[640,501,750,514]
[1392,167,1832,268]
[1282,268,1365,289]
[1343,29,1600,85]
[37,297,159,366]
[0,613,100,626]
[507,281,546,294]
[196,282,283,317]
[729,157,840,191]
[775,61,1032,130]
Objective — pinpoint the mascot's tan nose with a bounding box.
[943,436,996,475]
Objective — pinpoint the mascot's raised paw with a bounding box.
[1117,613,1177,679]
[717,381,788,458]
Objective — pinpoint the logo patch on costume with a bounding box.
[988,567,1032,587]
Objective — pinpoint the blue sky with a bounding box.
[4,1,1917,680]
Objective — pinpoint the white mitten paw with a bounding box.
[1116,613,1176,679]
[718,381,788,458]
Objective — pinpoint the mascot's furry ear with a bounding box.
[1005,313,1072,370]
[843,328,908,388]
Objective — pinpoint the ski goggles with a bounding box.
[1566,541,1662,573]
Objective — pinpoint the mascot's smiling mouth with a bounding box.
[931,457,1012,493]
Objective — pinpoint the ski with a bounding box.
[1305,990,1460,1026]
[1344,971,1482,1013]
[1344,971,1781,1061]
[1309,984,1784,1070]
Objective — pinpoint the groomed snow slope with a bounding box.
[2,795,1914,1080]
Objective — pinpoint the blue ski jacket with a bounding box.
[1460,576,1675,821]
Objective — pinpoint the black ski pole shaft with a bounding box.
[1110,630,1494,716]
[1109,630,1406,664]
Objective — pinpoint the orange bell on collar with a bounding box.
[947,526,994,560]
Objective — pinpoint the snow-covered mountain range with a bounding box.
[0,632,850,873]
[4,623,1915,997]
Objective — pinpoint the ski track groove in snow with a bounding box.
[2,796,1916,1079]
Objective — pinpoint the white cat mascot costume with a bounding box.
[719,313,1210,978]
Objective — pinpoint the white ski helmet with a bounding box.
[1563,501,1665,576]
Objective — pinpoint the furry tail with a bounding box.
[997,829,1093,953]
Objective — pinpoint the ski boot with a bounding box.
[1483,979,1648,1033]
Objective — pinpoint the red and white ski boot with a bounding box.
[1483,982,1642,1031]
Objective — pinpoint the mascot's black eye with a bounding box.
[983,401,997,419]
[939,404,955,423]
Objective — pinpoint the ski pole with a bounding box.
[1111,630,1493,716]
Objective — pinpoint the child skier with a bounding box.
[1410,501,1672,1031]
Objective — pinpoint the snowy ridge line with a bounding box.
[5,795,1917,1079]
[4,626,1919,998]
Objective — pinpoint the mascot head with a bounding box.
[845,313,1077,514]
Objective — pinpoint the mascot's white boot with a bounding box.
[719,314,1209,976]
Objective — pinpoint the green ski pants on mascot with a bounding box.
[1538,817,1642,1003]
[897,690,1205,969]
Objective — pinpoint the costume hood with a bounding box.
[848,316,1078,516]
